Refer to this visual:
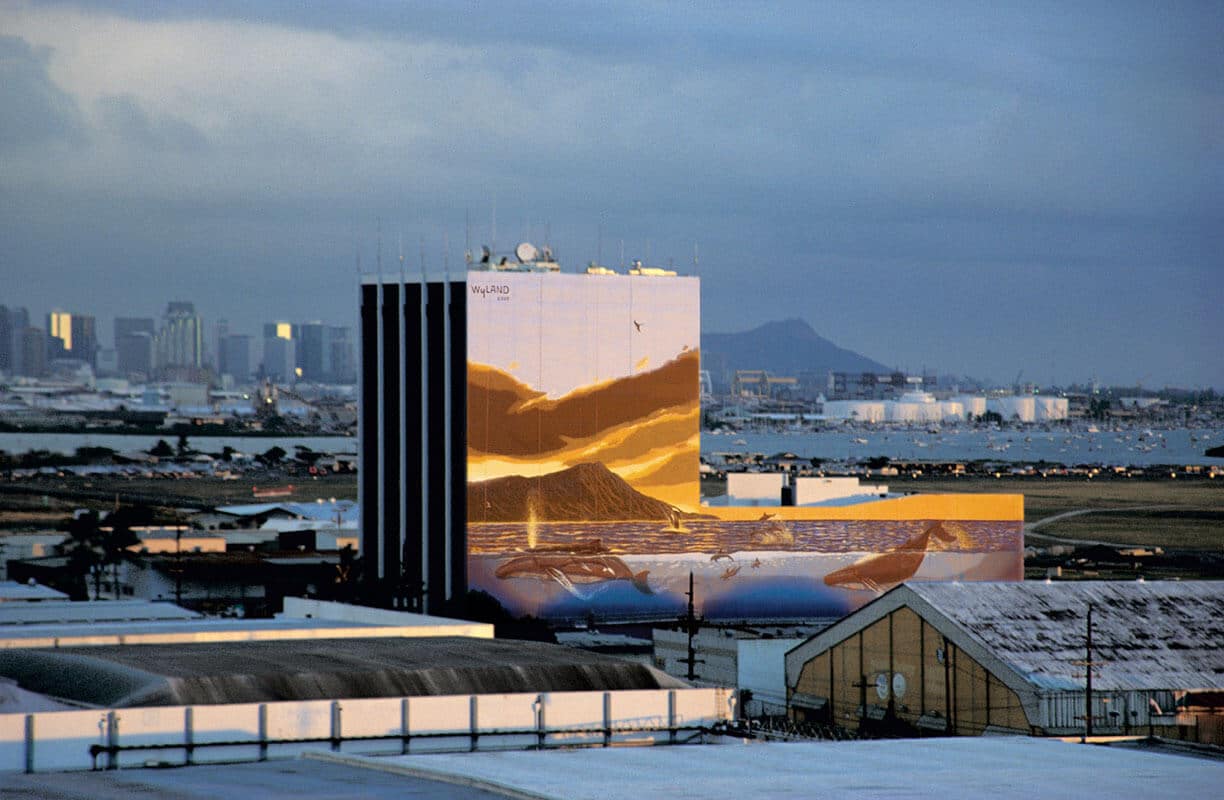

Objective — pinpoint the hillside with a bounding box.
[467,462,676,522]
[701,319,889,389]
[467,350,699,458]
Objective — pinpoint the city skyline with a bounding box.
[1,2,1220,389]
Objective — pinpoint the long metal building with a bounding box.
[785,581,1224,740]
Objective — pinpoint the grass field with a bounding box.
[702,475,1224,551]
[906,476,1224,551]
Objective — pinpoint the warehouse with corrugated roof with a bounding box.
[785,581,1224,742]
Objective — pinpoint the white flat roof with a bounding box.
[0,598,493,648]
[0,599,200,626]
[0,581,69,602]
[311,737,1223,800]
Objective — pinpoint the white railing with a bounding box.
[0,688,735,773]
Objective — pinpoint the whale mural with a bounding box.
[466,271,1022,619]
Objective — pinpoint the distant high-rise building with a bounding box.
[0,305,30,376]
[219,334,252,383]
[19,326,46,378]
[261,322,296,383]
[212,318,229,371]
[263,321,294,341]
[297,322,332,382]
[114,317,155,379]
[329,325,356,383]
[46,310,97,367]
[47,310,71,360]
[154,302,204,379]
[262,336,296,383]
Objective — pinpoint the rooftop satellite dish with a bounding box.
[516,242,539,263]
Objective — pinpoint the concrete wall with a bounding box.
[0,687,734,773]
[793,478,888,505]
[725,473,783,505]
[280,598,494,638]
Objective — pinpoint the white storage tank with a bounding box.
[953,395,987,418]
[988,395,1036,423]
[824,400,885,423]
[939,401,965,420]
[1035,396,1069,421]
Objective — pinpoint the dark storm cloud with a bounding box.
[3,2,1222,388]
[0,35,84,147]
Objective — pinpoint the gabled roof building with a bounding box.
[785,581,1224,740]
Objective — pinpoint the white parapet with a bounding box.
[726,472,784,505]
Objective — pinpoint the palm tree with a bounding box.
[64,511,106,600]
[100,508,144,599]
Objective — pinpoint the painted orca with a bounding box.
[495,554,652,596]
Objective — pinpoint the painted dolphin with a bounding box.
[495,554,652,596]
[823,521,957,593]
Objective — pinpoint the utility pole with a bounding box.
[680,571,703,681]
[943,636,953,735]
[174,526,183,606]
[1085,603,1094,741]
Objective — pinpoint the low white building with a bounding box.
[725,473,889,507]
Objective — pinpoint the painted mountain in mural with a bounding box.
[467,349,700,508]
[468,462,681,522]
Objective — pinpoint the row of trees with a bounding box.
[62,508,146,600]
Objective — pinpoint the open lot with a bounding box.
[0,473,358,529]
[909,476,1224,551]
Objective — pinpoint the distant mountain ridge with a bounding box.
[701,319,890,389]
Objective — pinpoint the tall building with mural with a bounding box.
[360,259,1022,618]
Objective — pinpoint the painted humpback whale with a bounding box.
[495,554,652,597]
[822,521,956,593]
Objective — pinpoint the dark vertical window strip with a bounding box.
[447,281,468,603]
[380,284,402,598]
[401,282,424,608]
[426,281,448,610]
[359,285,381,597]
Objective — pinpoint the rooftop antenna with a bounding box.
[444,231,451,280]
[419,234,426,282]
[597,222,603,265]
[619,239,625,269]
[464,209,472,266]
[398,230,405,282]
[693,242,699,274]
[376,217,383,277]
[491,201,497,260]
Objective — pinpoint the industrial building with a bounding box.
[821,393,1068,424]
[785,581,1224,742]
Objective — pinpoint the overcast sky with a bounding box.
[2,1,1220,388]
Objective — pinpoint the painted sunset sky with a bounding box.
[466,273,699,400]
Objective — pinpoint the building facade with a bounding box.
[361,268,1023,619]
[358,273,466,611]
